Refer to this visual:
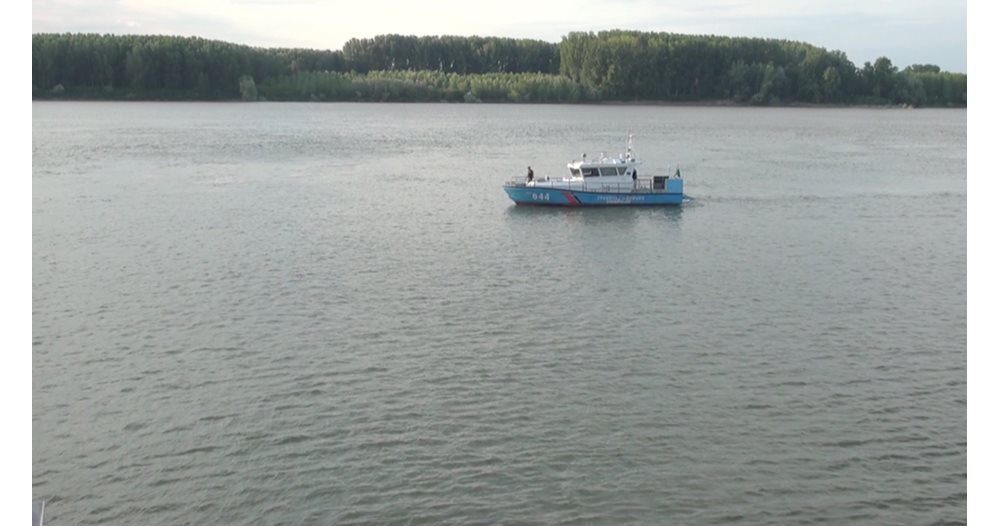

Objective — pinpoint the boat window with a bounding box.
[617,167,626,175]
[599,167,618,176]
[570,168,581,177]
[582,168,599,177]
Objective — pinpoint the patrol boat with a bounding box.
[502,133,684,206]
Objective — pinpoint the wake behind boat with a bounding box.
[503,133,684,206]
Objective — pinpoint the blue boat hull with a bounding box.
[504,180,684,206]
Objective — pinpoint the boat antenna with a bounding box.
[626,130,634,161]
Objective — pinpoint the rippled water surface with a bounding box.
[33,102,966,525]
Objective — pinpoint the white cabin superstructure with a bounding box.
[523,133,655,192]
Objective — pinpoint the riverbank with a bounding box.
[591,99,965,109]
[31,94,965,109]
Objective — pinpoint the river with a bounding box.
[33,101,967,524]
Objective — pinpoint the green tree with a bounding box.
[871,56,897,98]
[822,66,842,102]
[239,75,257,101]
[904,64,941,74]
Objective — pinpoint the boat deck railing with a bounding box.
[504,178,677,194]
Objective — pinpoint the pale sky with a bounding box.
[31,0,968,73]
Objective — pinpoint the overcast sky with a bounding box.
[32,0,967,72]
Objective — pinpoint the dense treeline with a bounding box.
[342,35,559,74]
[261,70,594,103]
[558,30,965,106]
[559,30,859,102]
[32,33,345,99]
[31,33,558,99]
[32,32,966,106]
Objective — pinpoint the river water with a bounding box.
[33,102,966,525]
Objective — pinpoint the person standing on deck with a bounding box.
[526,166,534,183]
